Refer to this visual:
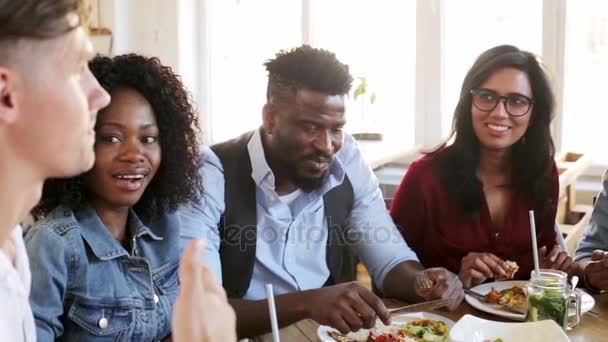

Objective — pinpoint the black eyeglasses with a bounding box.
[470,88,534,117]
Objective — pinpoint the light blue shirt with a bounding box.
[179,130,418,300]
[576,170,608,260]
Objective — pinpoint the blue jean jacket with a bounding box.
[25,205,182,341]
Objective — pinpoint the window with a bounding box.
[442,0,542,137]
[310,0,416,145]
[196,0,604,169]
[561,0,608,163]
[207,0,301,143]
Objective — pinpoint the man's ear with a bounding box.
[0,67,18,124]
[262,103,277,135]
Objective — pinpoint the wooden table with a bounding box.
[251,293,608,341]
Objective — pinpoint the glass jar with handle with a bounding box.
[526,269,581,330]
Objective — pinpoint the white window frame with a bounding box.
[415,0,444,147]
[542,0,567,153]
[190,0,575,162]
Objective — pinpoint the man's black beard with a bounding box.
[293,172,328,193]
[281,158,331,193]
[269,144,334,192]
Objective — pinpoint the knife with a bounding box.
[388,298,453,316]
[464,289,527,314]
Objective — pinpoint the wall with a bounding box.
[91,0,200,81]
[91,0,203,126]
[112,0,179,72]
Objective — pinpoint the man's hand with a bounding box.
[583,250,608,290]
[539,245,580,275]
[303,282,390,334]
[459,252,508,289]
[172,240,237,342]
[416,268,464,310]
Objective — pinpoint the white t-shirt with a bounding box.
[0,225,36,342]
[278,189,302,206]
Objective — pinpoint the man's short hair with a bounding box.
[0,0,89,63]
[264,45,353,102]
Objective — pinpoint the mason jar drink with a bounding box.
[526,269,581,330]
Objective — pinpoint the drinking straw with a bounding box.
[266,283,281,342]
[529,210,540,277]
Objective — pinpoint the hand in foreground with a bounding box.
[583,250,608,290]
[172,240,236,342]
[458,252,509,289]
[304,281,390,334]
[539,245,580,275]
[416,267,464,311]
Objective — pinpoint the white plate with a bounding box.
[317,311,455,342]
[448,314,569,342]
[465,280,595,321]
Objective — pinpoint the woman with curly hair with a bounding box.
[24,53,205,341]
[390,45,579,289]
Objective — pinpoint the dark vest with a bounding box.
[212,131,357,298]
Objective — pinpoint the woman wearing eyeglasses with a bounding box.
[390,45,580,289]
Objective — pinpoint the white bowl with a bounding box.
[448,314,569,342]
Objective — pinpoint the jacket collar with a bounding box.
[74,204,163,261]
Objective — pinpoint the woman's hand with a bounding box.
[172,240,237,342]
[539,245,581,276]
[459,252,509,289]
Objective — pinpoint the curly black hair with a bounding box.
[34,53,203,218]
[264,45,353,103]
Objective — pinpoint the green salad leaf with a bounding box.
[404,323,446,342]
[528,291,566,326]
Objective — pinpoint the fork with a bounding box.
[388,298,453,315]
[416,271,435,290]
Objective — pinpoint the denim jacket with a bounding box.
[25,204,182,341]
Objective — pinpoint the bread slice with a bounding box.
[495,260,519,281]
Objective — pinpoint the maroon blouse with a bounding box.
[389,152,558,281]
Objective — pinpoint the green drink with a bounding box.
[526,289,567,327]
[526,269,581,330]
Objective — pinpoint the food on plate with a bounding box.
[495,260,519,281]
[327,319,449,342]
[526,290,567,327]
[482,339,503,342]
[328,330,356,342]
[401,319,449,341]
[328,329,373,342]
[486,285,527,311]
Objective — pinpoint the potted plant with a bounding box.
[350,76,383,140]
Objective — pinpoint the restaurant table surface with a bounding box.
[250,292,608,342]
